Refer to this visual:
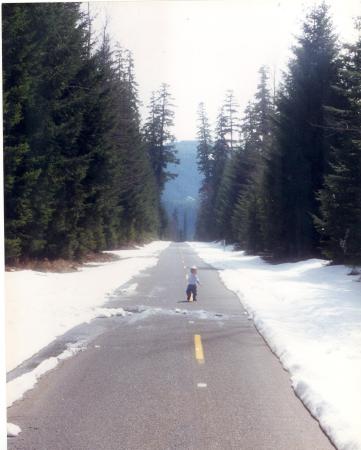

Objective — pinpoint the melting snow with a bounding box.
[7,423,21,437]
[5,241,170,373]
[190,241,361,450]
[7,342,86,408]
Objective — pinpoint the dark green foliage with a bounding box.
[217,67,273,249]
[196,103,213,183]
[142,83,178,237]
[195,103,214,240]
[196,106,229,240]
[3,3,161,262]
[315,27,361,264]
[233,188,265,254]
[263,3,341,259]
[196,70,273,245]
[143,84,178,194]
[111,47,160,243]
[196,5,361,264]
[230,72,273,250]
[4,3,91,259]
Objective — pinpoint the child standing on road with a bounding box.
[186,266,200,302]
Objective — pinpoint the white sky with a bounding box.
[91,1,358,140]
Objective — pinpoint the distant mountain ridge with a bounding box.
[162,141,201,240]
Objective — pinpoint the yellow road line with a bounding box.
[194,334,205,363]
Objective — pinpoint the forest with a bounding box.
[196,4,361,264]
[3,2,177,263]
[3,3,361,266]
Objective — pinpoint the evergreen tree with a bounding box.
[112,46,160,242]
[77,29,122,252]
[263,3,341,259]
[316,23,361,264]
[232,67,273,252]
[254,66,273,143]
[223,90,240,151]
[143,84,178,237]
[196,92,243,240]
[144,84,178,193]
[3,3,93,259]
[3,3,42,260]
[208,67,273,247]
[196,102,213,182]
[212,91,243,239]
[3,3,162,262]
[195,102,214,240]
[204,107,229,238]
[212,107,231,189]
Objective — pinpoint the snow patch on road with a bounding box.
[7,342,86,408]
[95,307,127,319]
[7,300,223,405]
[7,423,21,437]
[125,305,228,323]
[121,283,138,294]
[190,241,361,450]
[5,241,169,373]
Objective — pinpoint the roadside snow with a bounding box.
[7,423,21,437]
[6,241,169,373]
[7,342,86,408]
[190,242,361,450]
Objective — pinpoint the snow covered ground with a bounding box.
[190,242,361,450]
[5,241,169,411]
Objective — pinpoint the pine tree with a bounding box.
[3,3,93,260]
[232,67,273,252]
[212,107,231,189]
[316,23,361,264]
[3,4,43,260]
[203,107,229,238]
[143,84,178,238]
[196,93,242,240]
[144,84,178,193]
[76,29,125,253]
[196,102,213,183]
[112,47,160,243]
[263,3,341,259]
[195,102,214,240]
[212,91,243,239]
[3,3,162,262]
[223,90,240,151]
[38,3,98,259]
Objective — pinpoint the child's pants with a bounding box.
[186,284,197,301]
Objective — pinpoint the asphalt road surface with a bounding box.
[8,243,334,450]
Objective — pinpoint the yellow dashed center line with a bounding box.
[194,334,205,363]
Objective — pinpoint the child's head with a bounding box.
[190,266,197,274]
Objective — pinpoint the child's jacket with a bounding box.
[188,273,200,285]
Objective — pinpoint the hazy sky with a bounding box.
[90,0,360,141]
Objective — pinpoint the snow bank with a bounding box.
[190,242,361,450]
[6,241,169,373]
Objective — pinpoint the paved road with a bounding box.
[8,243,334,450]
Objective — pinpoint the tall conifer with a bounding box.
[316,24,361,264]
[264,3,341,259]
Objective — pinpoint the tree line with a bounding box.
[3,3,177,262]
[196,4,361,265]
